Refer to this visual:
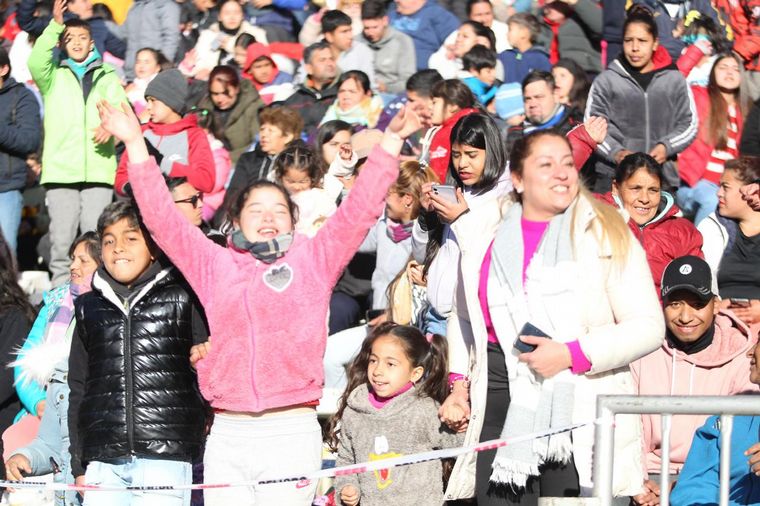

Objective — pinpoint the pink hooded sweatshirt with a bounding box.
[631,311,758,476]
[127,145,397,413]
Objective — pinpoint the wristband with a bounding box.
[448,373,469,392]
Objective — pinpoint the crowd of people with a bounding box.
[2,0,760,504]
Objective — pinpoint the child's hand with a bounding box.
[338,143,353,162]
[5,454,31,481]
[340,485,360,506]
[584,116,608,145]
[97,100,143,145]
[190,341,212,368]
[53,0,67,25]
[439,386,470,433]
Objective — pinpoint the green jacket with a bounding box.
[29,21,127,185]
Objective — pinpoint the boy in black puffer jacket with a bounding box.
[68,201,207,505]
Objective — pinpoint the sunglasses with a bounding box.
[174,193,203,208]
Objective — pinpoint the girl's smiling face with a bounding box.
[367,335,423,398]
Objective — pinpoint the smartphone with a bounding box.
[366,309,385,323]
[514,322,551,354]
[431,184,458,204]
[730,298,751,308]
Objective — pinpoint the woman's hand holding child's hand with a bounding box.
[439,382,470,433]
[340,485,360,506]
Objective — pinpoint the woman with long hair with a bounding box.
[441,130,663,504]
[677,52,750,225]
[552,58,591,114]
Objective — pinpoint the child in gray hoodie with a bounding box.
[327,322,463,506]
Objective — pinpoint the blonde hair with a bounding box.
[391,160,439,219]
[572,187,631,266]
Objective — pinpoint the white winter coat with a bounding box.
[443,193,664,500]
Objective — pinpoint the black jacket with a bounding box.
[68,266,207,476]
[740,99,760,157]
[0,78,41,193]
[280,79,338,136]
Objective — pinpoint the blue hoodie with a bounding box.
[671,415,760,506]
[389,0,459,71]
[498,46,552,85]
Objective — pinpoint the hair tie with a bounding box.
[684,10,701,27]
[425,332,434,343]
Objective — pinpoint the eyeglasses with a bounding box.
[174,193,203,208]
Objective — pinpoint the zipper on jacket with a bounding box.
[124,298,135,453]
[644,90,650,153]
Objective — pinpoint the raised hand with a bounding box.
[584,116,608,145]
[53,0,67,25]
[97,100,142,145]
[387,105,422,140]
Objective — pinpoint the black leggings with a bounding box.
[476,342,580,505]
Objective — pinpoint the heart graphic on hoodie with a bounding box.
[263,263,293,292]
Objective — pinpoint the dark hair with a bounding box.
[431,79,476,110]
[724,156,760,185]
[91,2,113,20]
[325,322,449,451]
[361,0,387,20]
[273,141,325,189]
[208,65,240,92]
[60,18,92,43]
[0,230,36,323]
[0,47,10,78]
[316,120,353,164]
[706,53,750,150]
[135,47,171,71]
[508,12,541,43]
[406,69,443,95]
[68,231,102,265]
[553,58,591,112]
[304,40,332,65]
[462,44,497,72]
[163,175,190,193]
[234,32,257,50]
[337,70,371,94]
[466,0,492,16]
[227,180,299,225]
[614,152,663,185]
[97,201,148,238]
[259,106,304,139]
[322,9,352,34]
[218,0,243,29]
[522,70,555,92]
[192,107,226,141]
[460,20,496,51]
[623,4,658,39]
[682,14,729,53]
[449,113,506,193]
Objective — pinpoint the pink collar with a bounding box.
[368,382,414,409]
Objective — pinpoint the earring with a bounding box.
[516,187,524,194]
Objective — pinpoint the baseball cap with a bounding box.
[660,256,713,302]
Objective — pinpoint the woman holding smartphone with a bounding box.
[440,130,664,505]
[699,156,760,330]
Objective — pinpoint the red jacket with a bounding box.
[115,114,215,196]
[601,191,704,295]
[676,46,745,187]
[428,108,479,182]
[713,0,760,72]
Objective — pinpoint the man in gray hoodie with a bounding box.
[119,0,181,80]
[359,0,416,95]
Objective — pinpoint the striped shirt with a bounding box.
[705,104,739,184]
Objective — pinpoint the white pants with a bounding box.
[203,411,321,506]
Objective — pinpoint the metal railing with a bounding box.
[592,395,760,506]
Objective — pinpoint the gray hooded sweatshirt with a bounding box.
[359,26,417,95]
[335,384,463,506]
[585,55,697,187]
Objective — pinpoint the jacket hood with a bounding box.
[143,113,199,135]
[0,77,22,95]
[604,191,683,229]
[362,26,400,50]
[346,383,428,417]
[611,45,675,79]
[663,311,752,368]
[243,43,280,89]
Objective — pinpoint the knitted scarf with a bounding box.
[488,199,579,489]
[387,220,413,243]
[231,230,293,263]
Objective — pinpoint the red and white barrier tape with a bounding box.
[0,421,591,492]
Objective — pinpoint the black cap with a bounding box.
[661,256,713,302]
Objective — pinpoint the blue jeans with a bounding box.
[424,306,448,336]
[83,457,191,506]
[0,190,23,256]
[676,179,719,226]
